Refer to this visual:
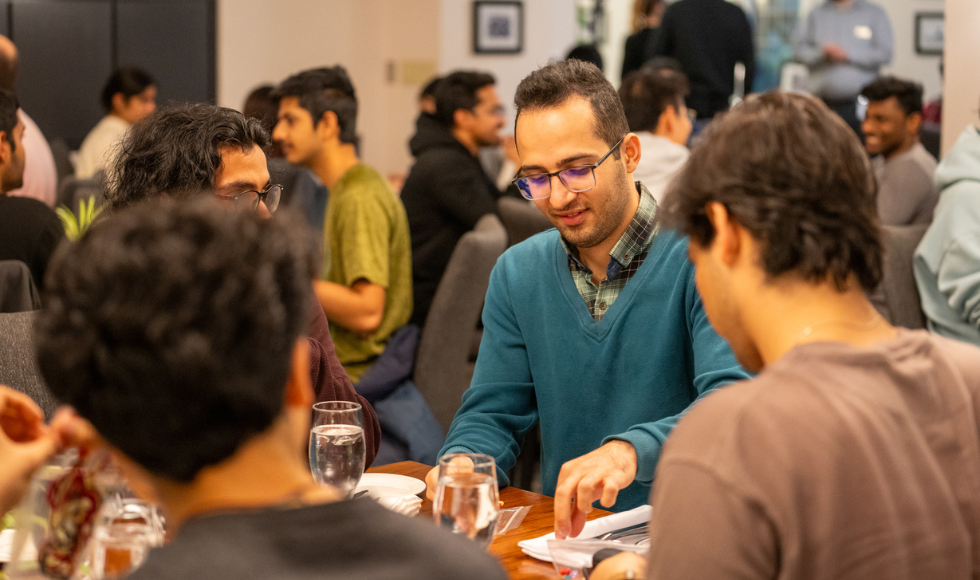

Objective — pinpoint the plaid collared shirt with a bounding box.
[560,182,659,321]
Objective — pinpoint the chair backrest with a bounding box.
[57,176,103,210]
[0,311,59,419]
[415,214,508,432]
[869,224,929,329]
[0,260,41,313]
[497,197,552,247]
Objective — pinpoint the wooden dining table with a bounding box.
[368,461,612,580]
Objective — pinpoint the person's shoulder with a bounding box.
[1,195,57,217]
[921,332,980,382]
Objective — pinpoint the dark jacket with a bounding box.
[401,114,501,327]
[621,27,658,81]
[648,0,754,119]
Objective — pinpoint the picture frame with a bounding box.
[473,1,523,55]
[915,12,944,56]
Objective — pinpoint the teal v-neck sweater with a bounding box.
[440,227,748,511]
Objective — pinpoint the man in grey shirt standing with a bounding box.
[793,0,893,135]
[860,76,938,226]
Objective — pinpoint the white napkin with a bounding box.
[377,494,423,517]
[517,505,652,562]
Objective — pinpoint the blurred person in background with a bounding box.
[915,94,980,348]
[793,0,893,136]
[0,35,57,207]
[619,61,692,203]
[76,66,156,179]
[620,0,665,81]
[647,0,754,125]
[244,83,327,237]
[0,89,63,291]
[859,76,937,226]
[401,71,506,328]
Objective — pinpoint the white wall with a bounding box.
[942,0,980,155]
[438,0,578,129]
[216,0,439,178]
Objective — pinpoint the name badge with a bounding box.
[854,25,873,40]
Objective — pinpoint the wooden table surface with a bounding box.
[368,461,612,580]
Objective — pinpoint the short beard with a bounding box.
[554,167,634,249]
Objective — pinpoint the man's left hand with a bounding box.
[553,440,637,539]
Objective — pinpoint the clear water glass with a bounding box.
[309,401,365,499]
[433,453,500,549]
[89,498,165,580]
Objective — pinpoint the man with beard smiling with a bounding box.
[424,60,747,539]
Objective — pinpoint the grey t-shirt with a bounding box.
[128,498,508,580]
[875,142,939,226]
[647,330,980,579]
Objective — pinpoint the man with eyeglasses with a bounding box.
[424,60,747,538]
[103,102,382,468]
[401,71,510,328]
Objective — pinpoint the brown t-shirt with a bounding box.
[647,330,980,580]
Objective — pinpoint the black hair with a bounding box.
[101,66,156,113]
[274,66,358,145]
[105,103,269,212]
[420,75,443,100]
[0,89,19,153]
[859,76,923,116]
[514,59,628,155]
[660,92,882,292]
[35,198,316,482]
[243,84,283,158]
[620,66,689,132]
[566,44,604,72]
[432,71,495,128]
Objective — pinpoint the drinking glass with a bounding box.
[88,498,165,580]
[309,401,365,499]
[432,453,500,549]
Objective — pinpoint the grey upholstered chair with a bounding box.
[0,311,59,419]
[0,260,41,313]
[497,197,552,247]
[57,176,103,210]
[414,214,508,433]
[869,224,930,329]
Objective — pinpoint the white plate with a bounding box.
[355,473,426,499]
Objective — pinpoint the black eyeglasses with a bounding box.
[217,184,283,213]
[512,138,624,201]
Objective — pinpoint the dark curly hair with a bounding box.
[35,198,316,482]
[104,103,269,212]
[660,92,882,292]
[274,66,358,145]
[514,59,628,157]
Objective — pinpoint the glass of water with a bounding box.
[433,453,500,549]
[89,498,165,580]
[309,401,365,499]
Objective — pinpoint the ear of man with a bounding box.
[620,132,641,174]
[452,107,474,131]
[316,110,340,142]
[0,130,9,164]
[284,338,313,409]
[111,92,128,115]
[655,104,678,136]
[704,201,744,268]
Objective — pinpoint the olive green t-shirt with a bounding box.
[323,164,413,382]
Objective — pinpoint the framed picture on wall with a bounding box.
[915,13,944,56]
[473,1,523,54]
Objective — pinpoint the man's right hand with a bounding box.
[822,43,848,63]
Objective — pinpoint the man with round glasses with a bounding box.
[103,102,382,467]
[425,60,747,538]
